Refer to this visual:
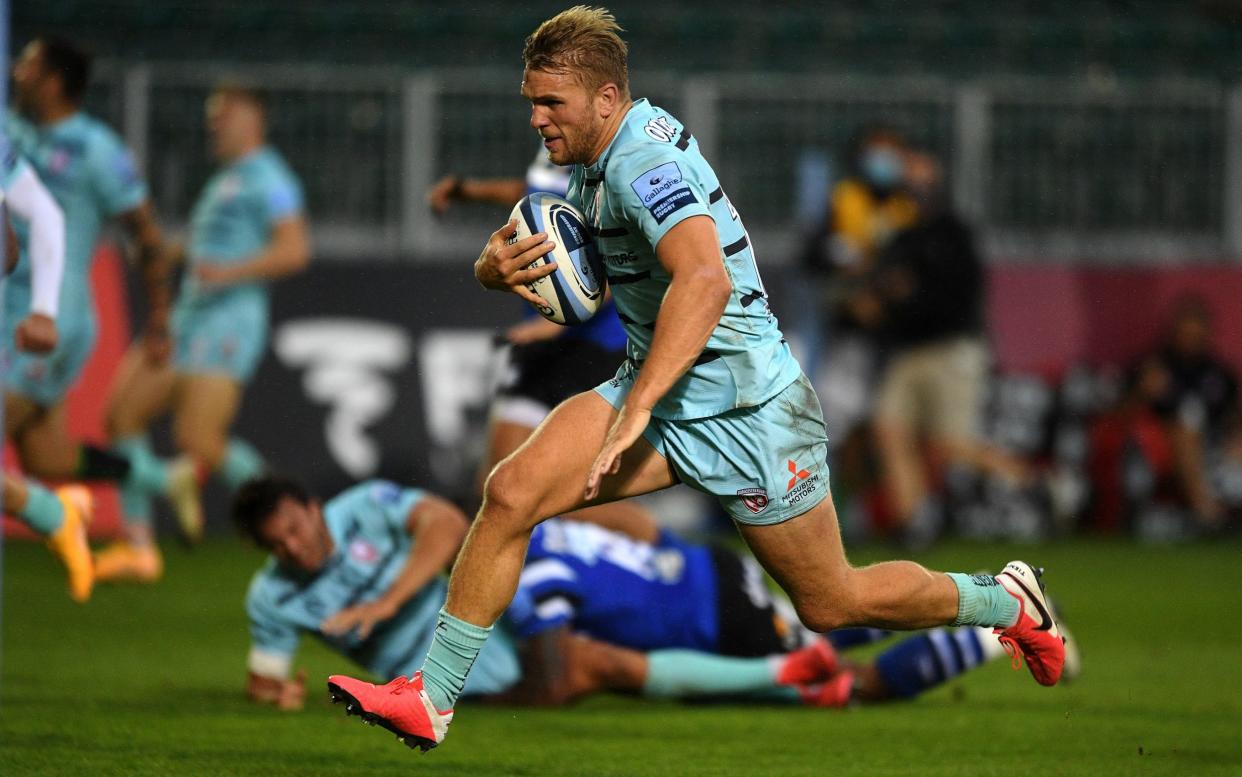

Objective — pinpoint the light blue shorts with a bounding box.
[595,364,831,526]
[3,315,96,408]
[173,300,268,383]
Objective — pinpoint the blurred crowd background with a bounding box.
[9,0,1242,548]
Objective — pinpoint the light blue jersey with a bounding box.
[245,481,519,694]
[174,145,303,381]
[570,99,801,420]
[4,111,145,404]
[0,137,28,191]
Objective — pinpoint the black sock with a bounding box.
[75,444,133,482]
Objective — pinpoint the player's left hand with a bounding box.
[14,313,58,354]
[321,599,397,641]
[195,263,243,288]
[584,403,652,501]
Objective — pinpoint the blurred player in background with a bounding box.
[6,35,199,584]
[330,7,1066,752]
[101,83,310,582]
[236,476,1069,714]
[0,137,94,600]
[428,147,632,514]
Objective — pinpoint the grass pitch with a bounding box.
[2,536,1240,776]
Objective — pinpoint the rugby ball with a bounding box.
[509,192,606,325]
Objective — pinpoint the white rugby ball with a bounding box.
[509,193,606,325]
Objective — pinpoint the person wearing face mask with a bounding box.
[820,126,919,275]
[865,151,1028,548]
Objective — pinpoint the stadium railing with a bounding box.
[85,64,1242,265]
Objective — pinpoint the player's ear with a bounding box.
[596,82,620,117]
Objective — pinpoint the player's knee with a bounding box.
[791,584,865,633]
[479,458,541,527]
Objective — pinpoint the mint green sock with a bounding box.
[948,573,1020,628]
[420,609,492,711]
[643,650,785,699]
[118,477,154,530]
[219,438,265,491]
[20,482,65,535]
[114,435,168,494]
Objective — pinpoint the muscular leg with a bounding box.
[422,391,677,710]
[172,373,242,472]
[474,419,534,503]
[479,417,655,529]
[104,346,178,544]
[450,391,675,625]
[873,419,926,527]
[736,494,963,632]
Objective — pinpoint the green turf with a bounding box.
[2,537,1240,776]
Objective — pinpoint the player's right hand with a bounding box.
[426,176,459,216]
[14,313,57,354]
[278,670,307,711]
[474,218,558,308]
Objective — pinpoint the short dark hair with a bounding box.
[34,35,92,105]
[232,475,311,545]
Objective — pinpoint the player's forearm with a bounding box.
[457,178,528,207]
[227,239,310,283]
[121,202,173,324]
[627,268,730,410]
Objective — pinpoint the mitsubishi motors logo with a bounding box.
[787,459,811,491]
[782,457,821,509]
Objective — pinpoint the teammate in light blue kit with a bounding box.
[237,477,522,710]
[102,83,310,582]
[332,9,1065,751]
[6,36,198,595]
[0,132,99,602]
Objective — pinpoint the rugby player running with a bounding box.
[328,6,1065,751]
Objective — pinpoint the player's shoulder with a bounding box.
[607,100,691,171]
[325,479,406,514]
[75,112,128,153]
[253,146,302,186]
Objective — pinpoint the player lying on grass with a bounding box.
[233,476,1076,716]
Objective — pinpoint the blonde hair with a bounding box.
[523,6,629,98]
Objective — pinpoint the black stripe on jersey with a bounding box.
[722,235,750,257]
[585,172,605,186]
[708,187,724,204]
[606,270,651,285]
[634,350,721,368]
[739,290,767,308]
[617,311,656,330]
[675,129,693,151]
[590,224,629,238]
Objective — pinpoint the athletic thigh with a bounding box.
[488,390,677,521]
[13,401,78,477]
[172,373,243,451]
[105,346,177,436]
[735,494,854,616]
[5,391,43,439]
